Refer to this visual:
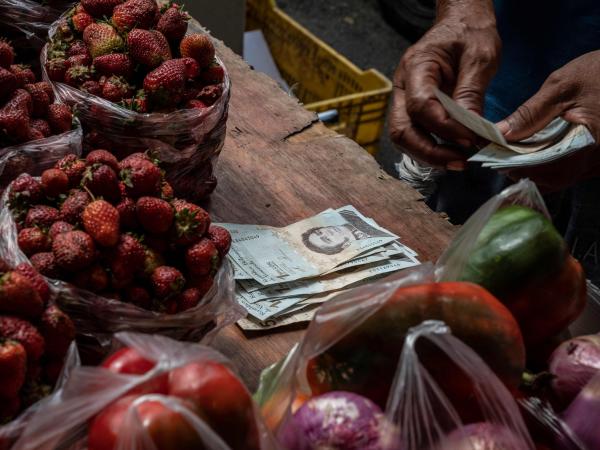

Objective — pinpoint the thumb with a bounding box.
[496,80,566,141]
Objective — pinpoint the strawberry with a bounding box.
[0,270,43,318]
[108,234,145,285]
[18,227,50,256]
[0,316,45,362]
[36,82,54,102]
[56,155,86,187]
[136,197,173,234]
[181,57,200,79]
[150,266,185,298]
[82,200,120,246]
[30,119,52,137]
[80,0,125,18]
[41,168,69,197]
[171,199,210,246]
[93,53,134,79]
[143,58,186,107]
[161,181,174,200]
[185,238,219,276]
[197,84,223,106]
[66,53,93,68]
[0,40,15,69]
[0,67,17,101]
[38,304,75,359]
[9,174,43,206]
[45,57,68,83]
[52,230,96,271]
[0,105,30,144]
[101,75,133,102]
[30,253,61,279]
[81,164,121,204]
[176,287,202,312]
[0,339,26,399]
[180,33,215,68]
[188,274,214,297]
[48,221,74,240]
[199,61,225,85]
[156,5,188,44]
[86,149,119,171]
[72,264,109,292]
[116,197,138,229]
[119,156,162,197]
[143,247,164,276]
[25,205,60,228]
[4,88,32,116]
[9,65,35,88]
[55,18,75,42]
[207,225,231,257]
[68,40,90,58]
[64,64,93,87]
[27,127,46,142]
[83,23,124,58]
[124,285,151,309]
[71,10,94,32]
[186,99,207,110]
[127,29,171,68]
[112,0,158,31]
[47,104,73,134]
[120,90,148,113]
[14,263,50,305]
[60,189,90,223]
[81,79,102,96]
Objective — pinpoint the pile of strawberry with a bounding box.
[0,39,74,148]
[8,149,231,316]
[44,0,225,113]
[0,257,75,422]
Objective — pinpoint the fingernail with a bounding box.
[497,120,510,135]
[457,139,472,148]
[446,161,467,171]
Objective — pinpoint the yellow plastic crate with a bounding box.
[246,0,393,154]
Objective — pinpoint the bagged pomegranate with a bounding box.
[7,332,277,450]
[42,1,230,202]
[0,151,242,353]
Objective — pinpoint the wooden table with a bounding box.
[208,40,457,390]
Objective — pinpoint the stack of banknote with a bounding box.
[435,90,595,169]
[217,206,420,330]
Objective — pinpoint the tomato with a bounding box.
[168,361,260,450]
[102,347,168,395]
[88,395,203,450]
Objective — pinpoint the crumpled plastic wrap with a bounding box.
[0,342,80,450]
[0,186,243,353]
[42,17,231,202]
[0,121,82,195]
[7,332,279,450]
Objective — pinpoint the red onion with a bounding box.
[549,334,600,408]
[278,391,400,450]
[437,423,530,450]
[562,372,600,450]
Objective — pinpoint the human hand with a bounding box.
[389,0,501,170]
[497,51,600,191]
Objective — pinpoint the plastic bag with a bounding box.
[0,342,80,450]
[0,121,82,195]
[0,187,243,352]
[42,18,231,203]
[8,332,278,450]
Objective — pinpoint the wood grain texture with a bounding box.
[207,36,457,390]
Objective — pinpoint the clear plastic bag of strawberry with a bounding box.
[0,151,242,354]
[42,1,231,202]
[7,331,279,450]
[435,179,587,360]
[252,261,533,449]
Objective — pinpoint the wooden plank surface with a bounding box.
[207,40,457,390]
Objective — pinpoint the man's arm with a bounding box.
[389,0,500,170]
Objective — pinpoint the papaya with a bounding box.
[459,205,586,349]
[306,281,525,419]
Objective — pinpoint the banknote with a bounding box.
[435,89,595,168]
[237,254,420,304]
[237,303,321,331]
[220,206,399,286]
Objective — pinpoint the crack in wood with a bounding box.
[283,116,320,142]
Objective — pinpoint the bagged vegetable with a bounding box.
[437,179,587,353]
[0,166,243,351]
[8,332,277,450]
[42,6,231,202]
